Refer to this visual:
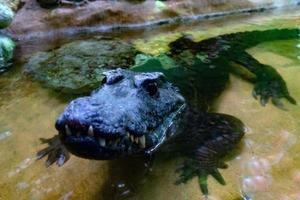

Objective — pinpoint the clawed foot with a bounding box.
[253,76,296,110]
[175,159,228,196]
[36,135,70,167]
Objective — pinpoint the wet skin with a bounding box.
[38,28,297,196]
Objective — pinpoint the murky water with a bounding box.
[1,7,300,200]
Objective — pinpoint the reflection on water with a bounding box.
[1,7,300,200]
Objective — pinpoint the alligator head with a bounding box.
[55,69,186,159]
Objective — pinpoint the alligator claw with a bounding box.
[210,168,226,185]
[252,90,258,100]
[286,95,297,105]
[259,95,269,107]
[36,135,70,167]
[253,77,296,109]
[198,171,208,196]
[175,159,226,196]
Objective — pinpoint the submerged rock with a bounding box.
[9,0,281,36]
[24,38,139,94]
[1,0,22,11]
[0,3,14,28]
[0,2,17,74]
[0,35,16,74]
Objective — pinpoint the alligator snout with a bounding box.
[55,98,148,150]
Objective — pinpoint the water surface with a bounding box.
[1,7,300,200]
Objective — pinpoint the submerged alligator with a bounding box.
[37,28,297,196]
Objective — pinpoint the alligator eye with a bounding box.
[101,73,123,85]
[144,82,158,96]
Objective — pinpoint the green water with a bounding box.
[1,8,300,200]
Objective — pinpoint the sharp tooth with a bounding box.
[65,125,72,136]
[139,136,146,148]
[135,137,139,144]
[99,138,106,147]
[130,135,134,142]
[127,132,130,138]
[88,126,94,136]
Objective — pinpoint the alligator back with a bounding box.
[134,28,299,111]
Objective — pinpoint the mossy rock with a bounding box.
[24,38,139,94]
[0,0,21,11]
[0,3,14,28]
[0,34,15,74]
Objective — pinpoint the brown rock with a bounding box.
[9,0,277,39]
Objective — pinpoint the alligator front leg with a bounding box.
[175,111,245,196]
[36,135,70,167]
[230,51,296,109]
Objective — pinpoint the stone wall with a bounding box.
[7,0,300,38]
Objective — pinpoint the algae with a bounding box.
[25,38,139,94]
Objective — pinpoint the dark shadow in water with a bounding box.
[96,140,245,200]
[96,157,148,200]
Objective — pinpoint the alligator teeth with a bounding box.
[65,125,72,136]
[99,138,106,147]
[127,132,130,138]
[88,126,94,136]
[139,136,146,148]
[135,137,139,144]
[130,135,134,142]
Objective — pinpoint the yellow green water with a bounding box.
[2,7,300,200]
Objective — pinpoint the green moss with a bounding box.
[0,35,15,73]
[25,38,139,94]
[0,3,14,28]
[134,33,182,55]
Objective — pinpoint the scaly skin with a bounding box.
[38,28,297,196]
[164,28,297,109]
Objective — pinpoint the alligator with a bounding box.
[37,28,297,196]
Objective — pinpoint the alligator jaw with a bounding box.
[60,103,186,158]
